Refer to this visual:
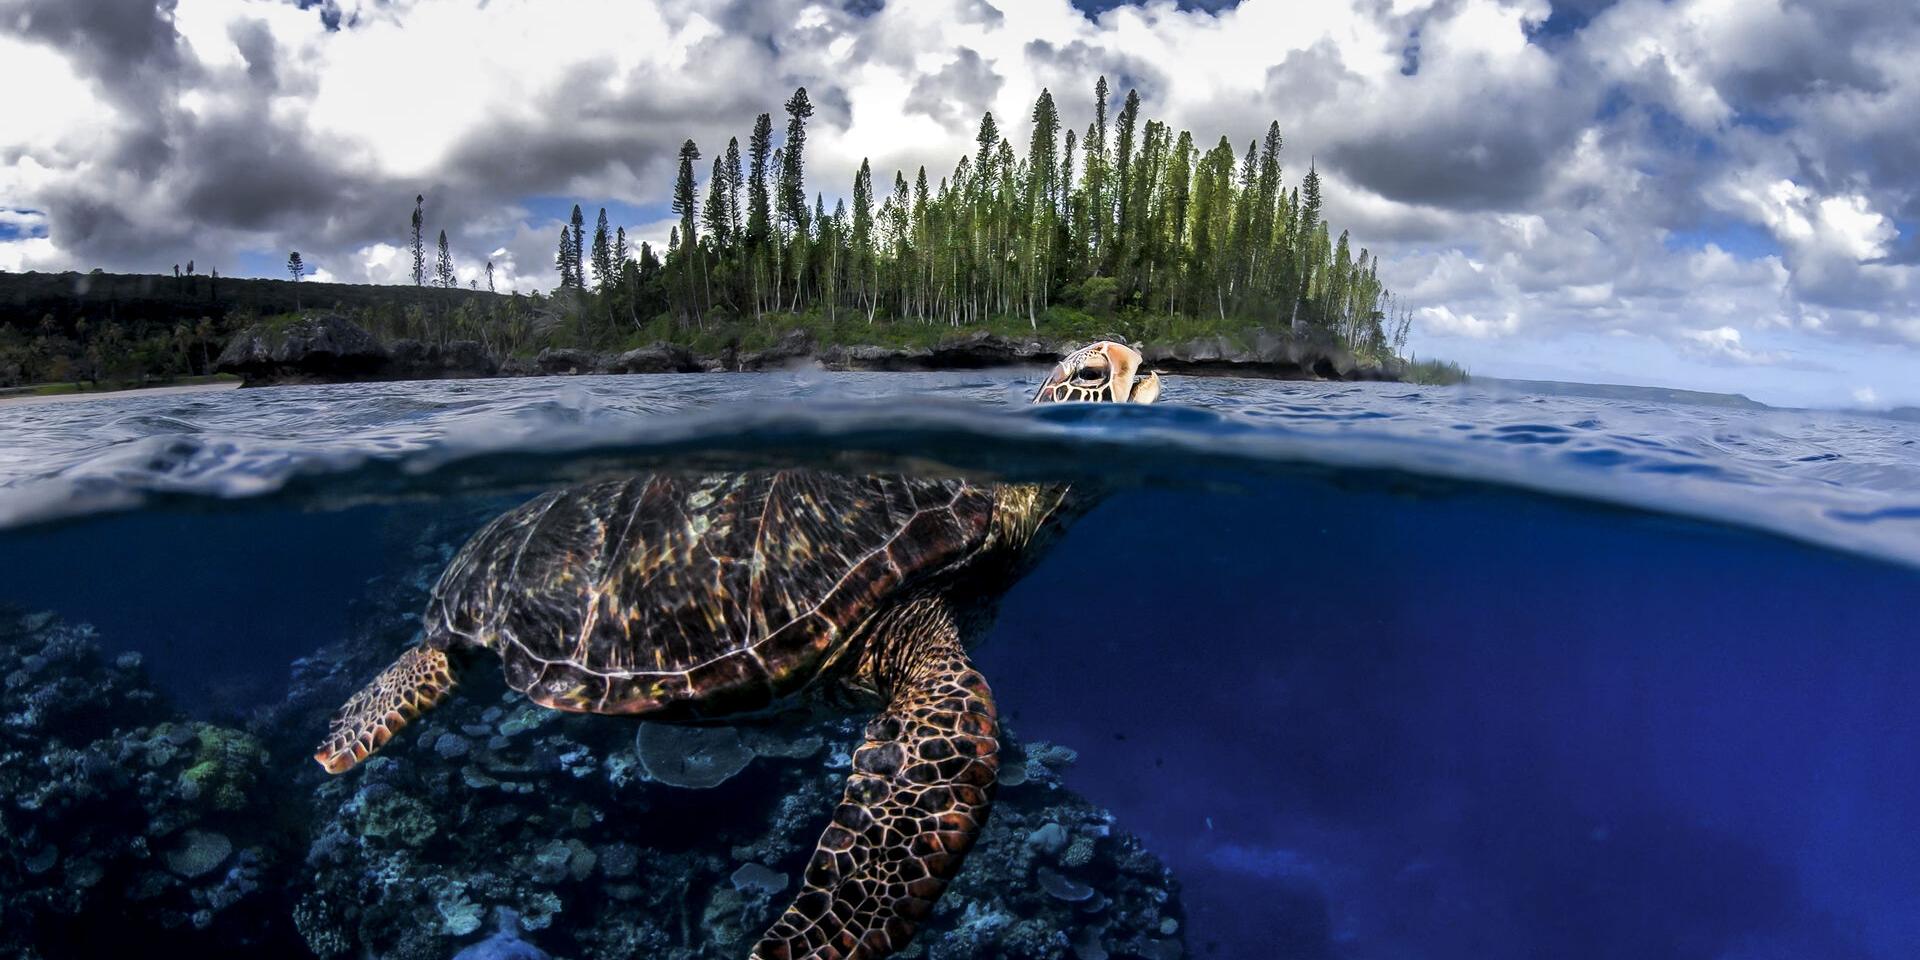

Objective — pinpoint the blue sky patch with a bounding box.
[0,209,47,240]
[1530,0,1618,40]
[518,196,674,240]
[236,250,312,279]
[1665,221,1781,260]
[1072,0,1242,16]
[1732,111,1791,135]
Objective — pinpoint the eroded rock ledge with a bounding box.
[218,314,1403,387]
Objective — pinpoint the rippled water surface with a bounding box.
[2,371,1917,960]
[5,372,1918,565]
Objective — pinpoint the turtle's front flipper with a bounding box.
[753,599,999,960]
[313,645,460,774]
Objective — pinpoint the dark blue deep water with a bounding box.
[2,371,1917,960]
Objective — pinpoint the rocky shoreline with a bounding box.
[215,314,1406,388]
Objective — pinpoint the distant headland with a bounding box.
[0,270,1454,393]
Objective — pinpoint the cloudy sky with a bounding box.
[2,0,1917,407]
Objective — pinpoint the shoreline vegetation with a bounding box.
[0,77,1469,393]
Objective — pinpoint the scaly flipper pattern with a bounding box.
[313,646,459,774]
[753,599,999,960]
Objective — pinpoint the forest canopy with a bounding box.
[557,76,1412,362]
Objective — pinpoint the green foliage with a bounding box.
[410,194,426,287]
[583,76,1410,361]
[1405,357,1470,385]
[434,230,454,289]
[0,270,515,389]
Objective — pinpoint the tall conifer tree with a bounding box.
[435,230,455,288]
[410,195,426,287]
[779,88,813,234]
[1113,88,1140,273]
[673,139,703,323]
[568,205,586,290]
[724,137,745,241]
[591,208,612,291]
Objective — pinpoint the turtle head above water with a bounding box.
[1032,340,1162,404]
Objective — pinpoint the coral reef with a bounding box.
[1,523,1187,960]
[289,672,1184,959]
[0,611,293,957]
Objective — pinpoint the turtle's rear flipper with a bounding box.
[313,645,460,774]
[754,599,998,960]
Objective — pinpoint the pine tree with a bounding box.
[286,252,304,311]
[1253,121,1284,303]
[1112,87,1140,275]
[410,195,426,287]
[672,139,703,324]
[851,158,875,321]
[1087,76,1110,264]
[746,115,773,245]
[1026,89,1061,323]
[568,204,586,289]
[724,137,745,241]
[1295,162,1323,331]
[555,228,572,290]
[1164,130,1194,313]
[746,113,774,317]
[973,112,1000,187]
[780,88,813,235]
[435,230,455,288]
[485,260,495,293]
[674,140,702,253]
[1301,162,1323,235]
[913,167,931,318]
[1060,127,1077,247]
[704,154,732,249]
[591,208,613,290]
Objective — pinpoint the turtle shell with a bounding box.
[425,471,999,717]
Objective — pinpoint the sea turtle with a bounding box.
[315,340,1163,959]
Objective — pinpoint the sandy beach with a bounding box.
[0,380,243,407]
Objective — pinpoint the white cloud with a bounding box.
[353,242,409,286]
[1676,326,1782,366]
[1417,305,1520,339]
[1813,195,1895,262]
[1723,178,1894,263]
[0,34,112,164]
[0,237,65,273]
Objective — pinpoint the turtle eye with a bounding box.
[1073,366,1104,383]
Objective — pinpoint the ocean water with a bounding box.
[2,370,1918,960]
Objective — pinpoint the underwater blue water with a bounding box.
[3,371,1918,959]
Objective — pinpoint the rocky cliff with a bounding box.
[219,314,1403,387]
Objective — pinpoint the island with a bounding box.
[0,78,1468,395]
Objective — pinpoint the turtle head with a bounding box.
[1032,341,1161,404]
